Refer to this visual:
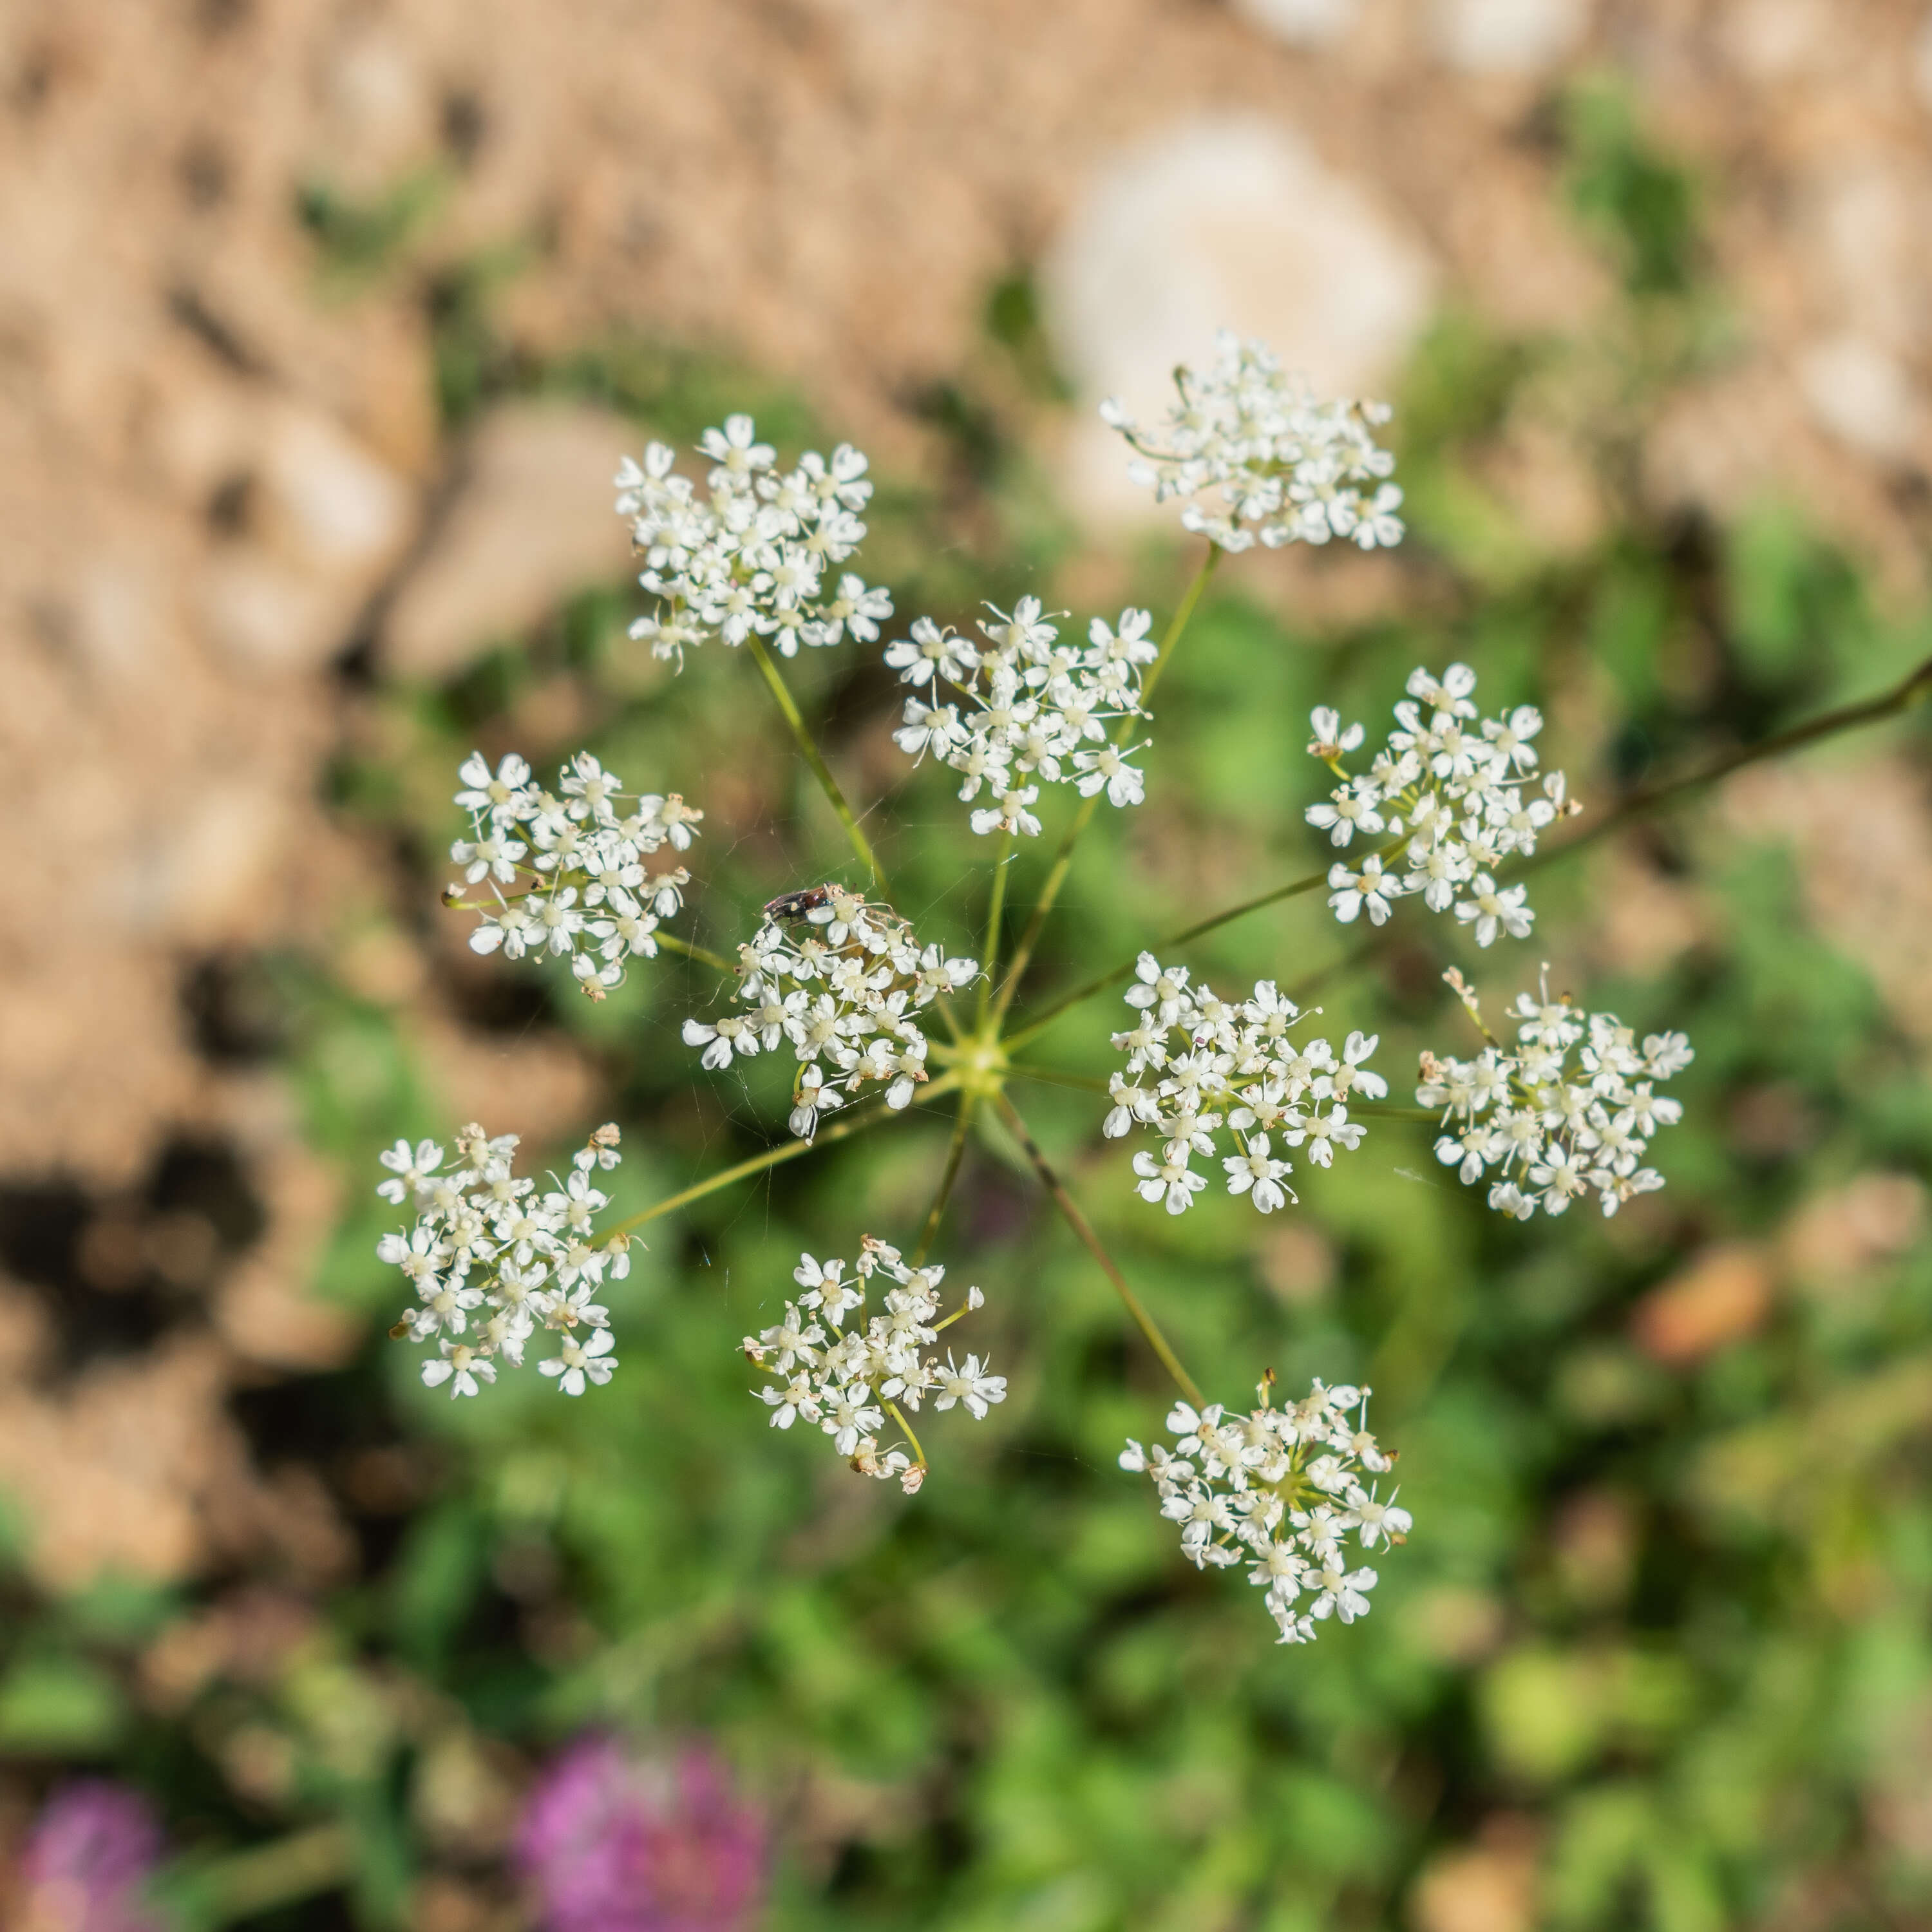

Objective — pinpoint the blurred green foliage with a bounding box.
[7,92,1932,1932]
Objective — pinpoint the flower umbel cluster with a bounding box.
[1307,663,1581,945]
[889,596,1155,836]
[450,750,703,999]
[614,415,892,665]
[1101,331,1404,553]
[1103,954,1382,1215]
[377,1123,629,1397]
[685,888,979,1139]
[1419,969,1693,1219]
[1121,1378,1410,1645]
[744,1238,1005,1493]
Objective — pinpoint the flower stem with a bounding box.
[994,1091,1204,1409]
[654,931,739,974]
[1515,649,1932,876]
[913,1094,979,1264]
[1006,1063,1110,1094]
[746,632,891,897]
[1003,833,1406,1053]
[169,1823,352,1927]
[978,830,1014,1027]
[1009,652,1932,1045]
[886,1398,929,1468]
[989,544,1220,1028]
[607,1075,959,1240]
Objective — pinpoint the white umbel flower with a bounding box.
[448,750,702,999]
[689,887,979,1139]
[1418,967,1692,1219]
[1101,332,1403,553]
[615,421,891,664]
[887,598,1155,835]
[1304,663,1581,945]
[1105,956,1382,1215]
[1121,1376,1409,1644]
[743,1237,1005,1493]
[379,1122,629,1397]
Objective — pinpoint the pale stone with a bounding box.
[202,554,352,676]
[258,401,415,577]
[1433,0,1591,74]
[317,26,439,191]
[1796,334,1924,462]
[1723,0,1830,78]
[105,781,289,943]
[1041,115,1435,532]
[1410,1835,1539,1932]
[1230,0,1361,48]
[384,402,640,679]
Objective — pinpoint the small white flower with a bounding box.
[1454,873,1533,948]
[540,1324,618,1396]
[1223,1135,1293,1213]
[421,1341,497,1400]
[933,1354,1007,1419]
[377,1138,444,1207]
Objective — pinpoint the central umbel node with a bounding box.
[947,1032,1010,1100]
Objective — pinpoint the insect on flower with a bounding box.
[762,884,836,922]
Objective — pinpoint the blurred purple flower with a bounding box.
[517,1736,765,1932]
[18,1781,166,1932]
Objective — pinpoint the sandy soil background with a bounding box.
[2,0,1929,1732]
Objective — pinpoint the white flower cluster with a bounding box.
[1419,969,1693,1220]
[1101,332,1404,553]
[449,750,703,999]
[1121,1378,1410,1645]
[1307,663,1581,946]
[889,596,1156,837]
[744,1238,1006,1494]
[1103,954,1382,1215]
[614,415,892,665]
[377,1123,629,1399]
[684,887,980,1139]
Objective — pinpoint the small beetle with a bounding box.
[762,884,836,922]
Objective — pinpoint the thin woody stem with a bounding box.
[1513,649,1932,876]
[912,1094,979,1264]
[989,544,1221,1028]
[654,931,739,974]
[994,1091,1204,1409]
[746,632,891,897]
[607,1074,959,1240]
[1006,654,1932,1046]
